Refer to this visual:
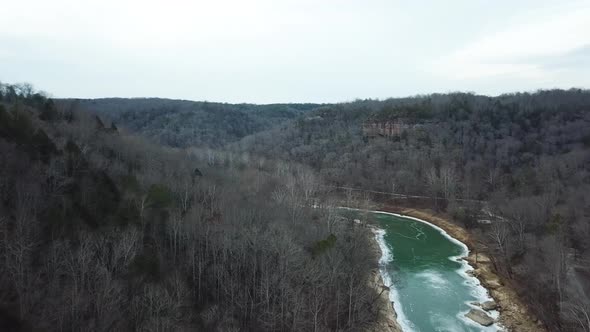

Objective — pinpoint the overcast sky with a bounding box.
[1,0,589,103]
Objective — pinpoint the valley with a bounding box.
[1,83,589,331]
[3,1,589,330]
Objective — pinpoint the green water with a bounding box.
[373,212,499,332]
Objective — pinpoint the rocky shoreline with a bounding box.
[367,227,402,332]
[382,207,546,332]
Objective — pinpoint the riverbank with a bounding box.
[367,227,403,332]
[379,206,545,332]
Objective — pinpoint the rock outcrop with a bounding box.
[481,300,498,311]
[466,309,495,326]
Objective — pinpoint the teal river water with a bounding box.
[371,211,500,332]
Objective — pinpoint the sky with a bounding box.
[1,0,589,103]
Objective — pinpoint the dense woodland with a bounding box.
[2,82,590,331]
[63,98,320,148]
[232,91,590,331]
[91,89,590,331]
[233,91,590,332]
[0,83,382,331]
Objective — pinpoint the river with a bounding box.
[370,211,501,332]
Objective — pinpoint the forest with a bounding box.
[0,83,382,331]
[83,88,590,331]
[64,98,321,148]
[1,81,590,331]
[234,91,590,331]
[232,91,590,331]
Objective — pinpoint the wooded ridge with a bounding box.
[0,83,380,331]
[2,82,589,331]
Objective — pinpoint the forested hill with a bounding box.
[58,98,323,148]
[235,89,590,197]
[0,83,379,331]
[233,89,590,331]
[7,83,590,330]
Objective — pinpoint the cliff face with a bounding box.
[362,120,408,138]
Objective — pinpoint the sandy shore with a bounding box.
[380,207,546,332]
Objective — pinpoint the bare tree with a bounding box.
[425,166,440,208]
[489,221,512,278]
[439,164,457,200]
[297,167,319,206]
[2,176,41,319]
[485,166,501,191]
[565,300,590,332]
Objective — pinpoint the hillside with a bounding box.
[0,84,380,331]
[232,90,590,331]
[58,98,322,148]
[235,90,590,195]
[4,83,590,331]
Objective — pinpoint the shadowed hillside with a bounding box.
[0,83,379,331]
[58,98,323,148]
[4,82,590,331]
